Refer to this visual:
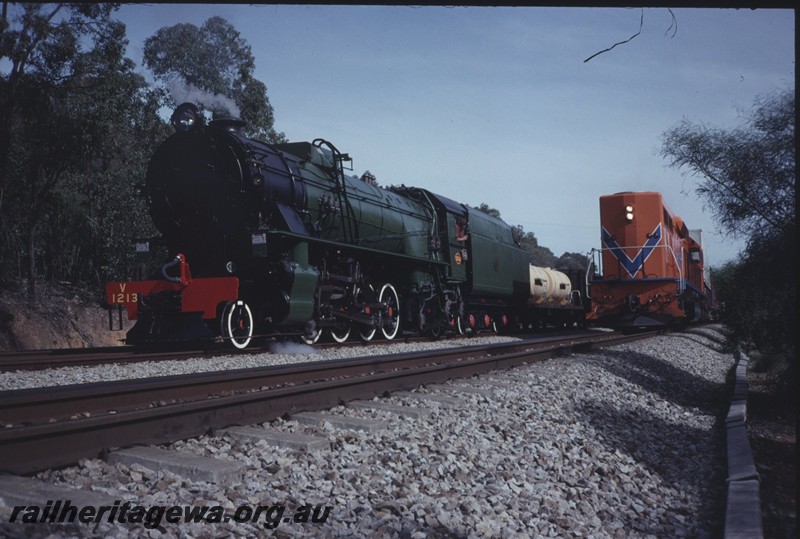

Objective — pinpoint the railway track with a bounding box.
[0,335,469,372]
[0,340,289,372]
[0,328,596,372]
[0,330,656,475]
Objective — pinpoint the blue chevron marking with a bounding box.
[601,223,663,278]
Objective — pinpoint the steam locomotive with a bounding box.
[105,103,586,348]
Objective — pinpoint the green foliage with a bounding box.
[0,3,166,295]
[474,203,501,219]
[143,16,285,143]
[513,226,557,267]
[710,227,796,354]
[1,9,290,300]
[1,3,117,216]
[661,88,795,359]
[555,251,590,271]
[661,88,794,239]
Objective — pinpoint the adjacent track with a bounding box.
[0,340,290,372]
[0,329,594,372]
[0,330,657,474]
[0,334,476,372]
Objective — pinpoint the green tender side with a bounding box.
[467,209,530,299]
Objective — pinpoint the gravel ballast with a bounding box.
[0,335,522,391]
[0,326,733,538]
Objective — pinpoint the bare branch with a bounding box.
[664,8,677,38]
[584,9,643,63]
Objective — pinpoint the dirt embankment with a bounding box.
[0,284,130,351]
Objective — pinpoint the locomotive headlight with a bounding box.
[625,205,634,222]
[170,102,201,133]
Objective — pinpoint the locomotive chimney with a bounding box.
[209,118,247,135]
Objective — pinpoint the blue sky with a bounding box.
[116,5,794,267]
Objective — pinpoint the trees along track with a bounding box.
[0,330,658,475]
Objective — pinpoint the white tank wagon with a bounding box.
[519,265,586,330]
[528,265,572,305]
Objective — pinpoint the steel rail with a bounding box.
[0,344,207,372]
[0,332,615,425]
[0,340,326,372]
[0,327,605,372]
[0,332,492,372]
[0,330,657,474]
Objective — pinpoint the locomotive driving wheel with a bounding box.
[301,331,321,345]
[359,326,376,342]
[456,315,466,336]
[356,286,377,342]
[328,284,355,343]
[300,321,321,345]
[379,283,400,340]
[329,324,351,343]
[428,322,442,341]
[221,300,254,350]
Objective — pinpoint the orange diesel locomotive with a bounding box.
[587,192,710,327]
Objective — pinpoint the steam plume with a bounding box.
[168,79,241,118]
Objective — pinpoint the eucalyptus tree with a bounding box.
[1,4,119,219]
[661,89,794,240]
[143,16,285,143]
[661,88,795,356]
[0,3,164,293]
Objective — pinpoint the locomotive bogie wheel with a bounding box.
[222,300,254,350]
[465,313,477,336]
[379,283,400,340]
[456,315,465,336]
[492,314,509,335]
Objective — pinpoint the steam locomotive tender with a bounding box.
[106,103,585,348]
[586,191,711,327]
